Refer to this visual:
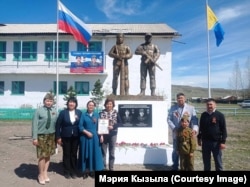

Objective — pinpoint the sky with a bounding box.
[1,0,250,89]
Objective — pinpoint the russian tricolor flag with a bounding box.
[58,1,92,46]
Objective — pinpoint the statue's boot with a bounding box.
[137,89,145,96]
[151,89,156,96]
[112,89,117,95]
[125,89,129,96]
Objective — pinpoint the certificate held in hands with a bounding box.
[98,119,109,134]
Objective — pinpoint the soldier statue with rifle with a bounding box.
[108,33,133,96]
[135,33,161,96]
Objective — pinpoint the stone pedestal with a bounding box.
[114,146,173,165]
[108,96,172,165]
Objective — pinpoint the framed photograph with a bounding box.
[98,119,109,134]
[118,104,152,128]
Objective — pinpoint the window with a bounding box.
[75,82,89,95]
[12,81,25,95]
[13,41,37,61]
[0,81,4,94]
[45,41,69,61]
[77,41,102,52]
[0,41,6,61]
[53,81,67,94]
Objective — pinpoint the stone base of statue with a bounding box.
[105,95,172,165]
[113,144,173,165]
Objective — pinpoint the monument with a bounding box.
[106,33,172,165]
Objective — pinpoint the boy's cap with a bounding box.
[181,114,190,121]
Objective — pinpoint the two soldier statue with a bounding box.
[108,33,161,96]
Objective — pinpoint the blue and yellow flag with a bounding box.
[207,5,225,47]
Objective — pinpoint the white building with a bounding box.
[0,23,180,165]
[0,23,179,109]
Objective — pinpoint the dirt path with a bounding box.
[0,122,172,187]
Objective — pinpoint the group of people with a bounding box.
[167,92,227,171]
[32,93,121,185]
[109,32,160,96]
[32,90,228,185]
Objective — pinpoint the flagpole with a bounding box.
[56,0,59,112]
[206,0,211,98]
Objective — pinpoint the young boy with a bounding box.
[176,114,196,171]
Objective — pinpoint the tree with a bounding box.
[63,86,77,102]
[244,57,250,98]
[228,61,243,97]
[91,79,105,110]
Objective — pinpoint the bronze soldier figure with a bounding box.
[135,33,160,96]
[108,33,133,95]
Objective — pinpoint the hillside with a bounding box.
[172,85,232,99]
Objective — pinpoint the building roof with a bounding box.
[0,23,180,38]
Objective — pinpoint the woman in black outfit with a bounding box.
[55,97,82,179]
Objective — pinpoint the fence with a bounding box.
[0,109,35,120]
[195,107,250,116]
[0,107,250,120]
[0,108,102,120]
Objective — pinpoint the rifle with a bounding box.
[116,45,125,95]
[144,51,163,71]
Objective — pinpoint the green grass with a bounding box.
[208,116,249,170]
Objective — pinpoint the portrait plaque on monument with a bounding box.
[98,119,109,134]
[118,104,152,127]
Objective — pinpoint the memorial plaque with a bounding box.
[118,104,152,127]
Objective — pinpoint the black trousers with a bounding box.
[62,136,79,174]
